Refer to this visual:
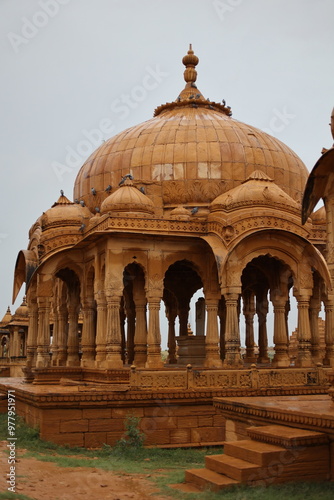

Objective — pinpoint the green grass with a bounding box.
[0,494,36,500]
[0,414,333,499]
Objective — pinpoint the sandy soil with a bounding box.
[0,441,170,500]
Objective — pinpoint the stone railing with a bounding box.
[129,365,331,392]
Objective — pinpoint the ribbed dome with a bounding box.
[210,170,300,213]
[73,47,309,213]
[14,296,28,318]
[41,192,92,229]
[100,178,155,216]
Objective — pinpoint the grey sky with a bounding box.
[0,0,333,335]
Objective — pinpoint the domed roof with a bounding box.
[100,177,155,216]
[41,192,92,229]
[311,205,326,225]
[74,46,309,212]
[0,306,12,328]
[14,296,28,318]
[210,170,299,213]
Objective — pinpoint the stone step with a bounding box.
[224,439,286,466]
[205,454,261,482]
[247,425,328,448]
[185,468,240,492]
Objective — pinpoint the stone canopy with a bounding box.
[8,45,333,379]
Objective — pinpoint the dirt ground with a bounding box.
[0,441,170,500]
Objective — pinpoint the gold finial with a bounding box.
[182,44,199,84]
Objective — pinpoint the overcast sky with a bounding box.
[1,0,333,338]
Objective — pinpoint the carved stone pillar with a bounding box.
[105,295,123,369]
[26,298,38,367]
[12,327,20,357]
[204,298,223,368]
[166,305,177,364]
[36,297,51,368]
[324,299,334,366]
[256,291,269,364]
[271,295,290,368]
[178,301,189,337]
[218,298,226,362]
[223,293,243,367]
[133,299,148,366]
[120,306,127,363]
[295,293,313,367]
[309,297,322,363]
[51,304,59,366]
[57,304,68,366]
[195,297,206,335]
[95,294,107,367]
[146,298,164,368]
[81,300,96,368]
[243,292,257,363]
[66,301,80,367]
[125,304,135,365]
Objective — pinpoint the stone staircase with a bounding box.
[185,424,330,492]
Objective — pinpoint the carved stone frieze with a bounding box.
[209,214,311,246]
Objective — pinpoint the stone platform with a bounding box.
[0,366,332,448]
[213,394,334,441]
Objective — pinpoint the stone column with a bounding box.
[166,304,177,364]
[36,297,51,368]
[295,293,313,367]
[51,305,59,366]
[256,291,270,363]
[95,294,107,367]
[120,306,127,364]
[223,292,243,367]
[105,295,123,369]
[218,298,226,362]
[204,298,223,368]
[57,304,68,366]
[26,298,38,367]
[178,300,190,336]
[195,297,206,335]
[271,295,290,368]
[133,298,148,366]
[81,300,96,368]
[324,298,334,366]
[125,303,135,365]
[146,298,164,368]
[66,300,80,367]
[11,327,20,357]
[243,291,257,363]
[309,297,322,363]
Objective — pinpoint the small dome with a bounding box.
[0,306,12,328]
[311,205,326,225]
[41,192,91,229]
[210,170,300,213]
[169,205,191,220]
[100,178,155,216]
[14,297,28,318]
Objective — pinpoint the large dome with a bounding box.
[74,46,308,214]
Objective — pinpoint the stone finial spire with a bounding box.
[331,107,334,141]
[182,44,199,84]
